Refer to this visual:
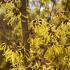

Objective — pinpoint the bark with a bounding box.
[20,0,30,67]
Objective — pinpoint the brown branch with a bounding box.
[20,0,30,67]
